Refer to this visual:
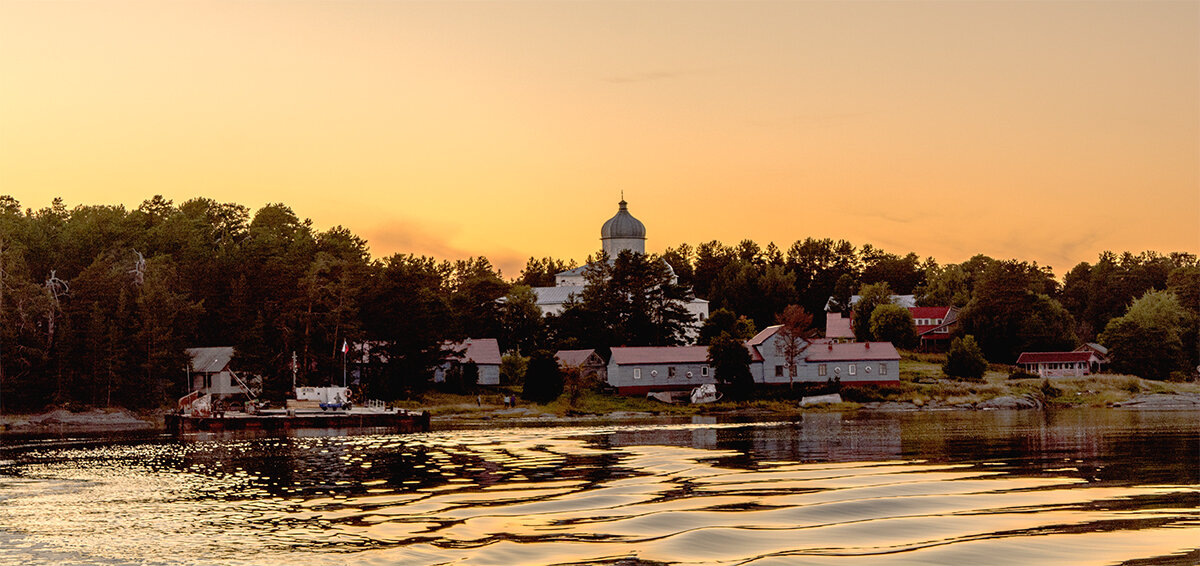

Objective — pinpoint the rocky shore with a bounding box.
[1,409,154,435]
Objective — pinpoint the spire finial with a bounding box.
[619,191,627,208]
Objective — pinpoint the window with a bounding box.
[818,364,827,377]
[849,364,857,376]
[880,363,887,376]
[699,312,706,321]
[701,367,710,377]
[633,368,641,380]
[668,367,677,378]
[775,365,784,377]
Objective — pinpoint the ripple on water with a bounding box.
[0,411,1197,565]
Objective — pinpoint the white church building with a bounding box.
[530,199,709,338]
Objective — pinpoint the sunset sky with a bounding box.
[2,1,1196,277]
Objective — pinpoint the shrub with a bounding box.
[1039,379,1062,400]
[500,353,529,385]
[1169,371,1194,383]
[839,383,912,402]
[522,350,563,403]
[943,335,988,381]
[1008,369,1040,380]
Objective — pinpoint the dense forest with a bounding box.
[0,195,1196,411]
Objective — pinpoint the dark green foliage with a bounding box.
[1007,369,1040,380]
[827,274,855,314]
[522,350,563,403]
[956,260,1077,363]
[499,353,528,386]
[500,285,545,355]
[860,245,925,295]
[869,303,917,349]
[851,282,894,342]
[1038,379,1063,400]
[838,382,911,403]
[943,335,988,381]
[362,254,453,398]
[550,250,695,349]
[518,257,575,287]
[1,192,1195,412]
[1099,290,1193,381]
[707,333,754,401]
[1060,251,1195,341]
[697,308,757,345]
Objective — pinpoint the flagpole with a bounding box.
[342,341,348,387]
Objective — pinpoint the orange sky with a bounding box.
[2,1,1196,278]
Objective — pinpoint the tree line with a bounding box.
[0,195,1195,412]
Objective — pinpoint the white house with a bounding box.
[604,327,901,396]
[434,338,503,385]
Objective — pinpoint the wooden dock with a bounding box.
[165,409,430,434]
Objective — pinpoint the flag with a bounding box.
[342,340,349,355]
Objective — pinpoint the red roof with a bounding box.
[908,306,957,336]
[1016,351,1095,364]
[908,306,952,319]
[805,342,900,362]
[825,313,854,339]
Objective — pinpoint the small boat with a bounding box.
[689,383,723,404]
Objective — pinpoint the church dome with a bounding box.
[600,199,646,240]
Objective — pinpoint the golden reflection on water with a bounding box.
[0,410,1197,565]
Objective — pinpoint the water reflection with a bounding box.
[0,409,1196,565]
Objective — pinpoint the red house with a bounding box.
[907,306,958,351]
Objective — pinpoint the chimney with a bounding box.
[865,342,870,349]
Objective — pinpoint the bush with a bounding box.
[1039,379,1062,400]
[1008,369,1040,380]
[870,304,918,349]
[500,353,528,385]
[943,335,988,381]
[839,382,913,402]
[522,351,563,403]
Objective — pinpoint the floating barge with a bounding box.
[165,408,430,434]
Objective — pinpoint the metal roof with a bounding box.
[442,338,502,366]
[610,346,711,365]
[186,346,234,373]
[805,342,900,362]
[600,199,646,240]
[531,286,580,306]
[825,313,854,339]
[745,325,780,347]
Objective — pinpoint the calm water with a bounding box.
[0,409,1197,565]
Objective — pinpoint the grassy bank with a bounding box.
[409,352,1200,420]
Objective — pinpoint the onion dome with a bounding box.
[600,199,646,241]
